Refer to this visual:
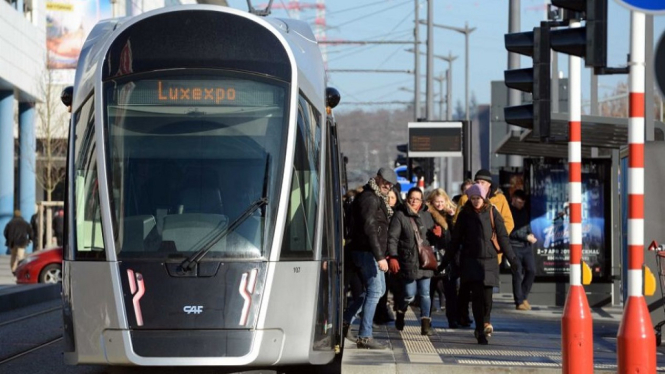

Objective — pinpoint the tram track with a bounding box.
[0,306,61,328]
[0,336,63,366]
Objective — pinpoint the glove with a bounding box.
[432,226,442,237]
[389,258,401,274]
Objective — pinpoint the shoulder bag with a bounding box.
[409,217,438,271]
[488,207,502,253]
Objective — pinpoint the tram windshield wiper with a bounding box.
[178,197,268,272]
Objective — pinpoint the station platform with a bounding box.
[342,293,665,373]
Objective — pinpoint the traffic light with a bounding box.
[503,25,551,140]
[550,0,607,68]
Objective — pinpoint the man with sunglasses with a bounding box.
[343,167,397,349]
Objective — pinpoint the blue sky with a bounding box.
[226,0,665,113]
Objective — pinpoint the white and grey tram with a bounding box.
[61,4,345,368]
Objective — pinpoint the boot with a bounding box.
[395,311,405,331]
[343,322,354,341]
[421,317,433,336]
[356,337,388,350]
[474,330,489,345]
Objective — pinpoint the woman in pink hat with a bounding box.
[441,183,521,345]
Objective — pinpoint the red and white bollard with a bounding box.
[561,19,593,373]
[617,10,656,373]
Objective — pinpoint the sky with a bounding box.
[225,0,665,114]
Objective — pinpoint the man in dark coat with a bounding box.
[343,167,397,349]
[509,190,537,310]
[4,210,34,275]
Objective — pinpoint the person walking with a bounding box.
[4,210,34,275]
[388,187,437,336]
[374,186,403,325]
[343,167,397,349]
[453,169,515,327]
[442,184,521,345]
[426,188,458,328]
[509,189,537,311]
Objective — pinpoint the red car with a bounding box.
[14,247,63,284]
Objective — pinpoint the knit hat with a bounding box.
[474,169,493,183]
[465,183,488,200]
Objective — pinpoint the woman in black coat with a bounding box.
[443,184,521,345]
[388,187,436,336]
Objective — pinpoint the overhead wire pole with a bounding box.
[617,10,656,373]
[426,0,434,121]
[414,0,421,120]
[561,18,594,374]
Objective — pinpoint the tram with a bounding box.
[61,4,345,367]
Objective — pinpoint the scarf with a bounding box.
[426,203,448,230]
[368,177,393,218]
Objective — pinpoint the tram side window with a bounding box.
[74,109,106,260]
[280,96,321,259]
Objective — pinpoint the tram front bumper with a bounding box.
[67,329,285,366]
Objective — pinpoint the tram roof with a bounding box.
[73,6,325,111]
[495,113,665,159]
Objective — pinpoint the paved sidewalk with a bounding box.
[0,255,16,285]
[342,293,665,373]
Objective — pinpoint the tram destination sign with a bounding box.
[407,122,463,157]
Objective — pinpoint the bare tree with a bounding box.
[34,59,68,203]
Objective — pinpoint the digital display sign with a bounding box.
[110,78,282,107]
[407,122,463,157]
[157,80,236,104]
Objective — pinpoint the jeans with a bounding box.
[512,246,536,305]
[397,277,431,318]
[343,251,386,338]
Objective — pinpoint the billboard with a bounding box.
[528,159,611,280]
[46,0,113,69]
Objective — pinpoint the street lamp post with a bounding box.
[420,20,476,121]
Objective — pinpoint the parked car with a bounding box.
[395,165,416,196]
[14,247,62,284]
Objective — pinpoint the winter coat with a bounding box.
[4,216,33,249]
[388,205,435,281]
[346,184,391,261]
[444,201,519,287]
[453,189,514,234]
[509,205,533,249]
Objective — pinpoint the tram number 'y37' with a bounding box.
[184,306,203,314]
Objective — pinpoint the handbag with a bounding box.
[409,218,438,271]
[488,207,501,253]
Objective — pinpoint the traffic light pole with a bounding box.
[617,10,656,373]
[560,19,593,374]
[507,0,522,167]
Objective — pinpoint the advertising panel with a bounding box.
[46,0,112,69]
[528,159,610,280]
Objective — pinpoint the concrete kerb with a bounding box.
[0,284,61,312]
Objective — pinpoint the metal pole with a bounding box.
[552,51,559,113]
[426,0,434,121]
[561,19,594,374]
[464,22,469,122]
[591,73,598,115]
[617,11,656,373]
[438,71,445,189]
[507,0,522,167]
[447,63,452,121]
[414,0,421,120]
[645,15,654,141]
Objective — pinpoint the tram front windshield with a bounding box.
[104,72,288,260]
